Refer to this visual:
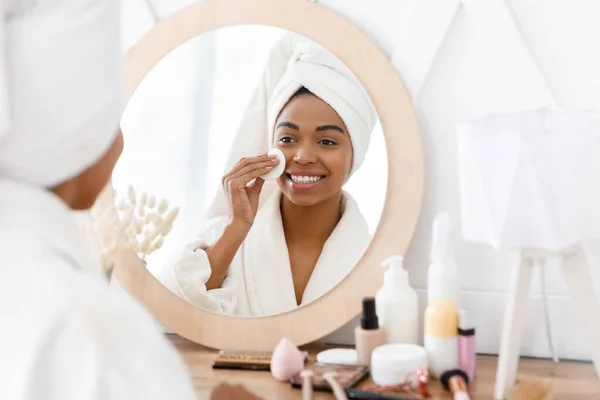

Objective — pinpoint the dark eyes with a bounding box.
[319,139,337,146]
[278,136,337,146]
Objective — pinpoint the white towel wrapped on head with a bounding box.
[0,0,123,188]
[202,32,376,224]
[267,44,376,176]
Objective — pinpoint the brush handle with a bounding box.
[323,372,348,400]
[300,371,313,400]
[454,392,471,400]
[345,389,418,400]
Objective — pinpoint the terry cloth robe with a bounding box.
[0,179,196,400]
[0,1,195,398]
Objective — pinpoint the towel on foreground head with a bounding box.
[0,0,123,188]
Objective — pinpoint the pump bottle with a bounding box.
[375,255,418,344]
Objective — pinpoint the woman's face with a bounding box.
[273,93,353,207]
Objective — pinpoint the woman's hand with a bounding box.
[210,383,262,400]
[204,154,279,291]
[222,154,279,229]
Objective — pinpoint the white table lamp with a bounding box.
[457,108,600,399]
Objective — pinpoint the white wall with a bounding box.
[124,0,600,361]
[319,0,600,361]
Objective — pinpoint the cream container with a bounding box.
[370,343,428,387]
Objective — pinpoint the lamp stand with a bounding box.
[494,244,600,399]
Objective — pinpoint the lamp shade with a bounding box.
[457,108,600,251]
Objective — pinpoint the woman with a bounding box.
[0,2,258,399]
[160,33,376,316]
[0,1,196,398]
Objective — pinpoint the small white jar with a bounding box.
[371,344,428,387]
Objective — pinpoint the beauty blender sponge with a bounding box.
[270,338,305,381]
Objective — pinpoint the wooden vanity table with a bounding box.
[168,334,600,400]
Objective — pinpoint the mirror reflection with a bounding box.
[113,26,387,317]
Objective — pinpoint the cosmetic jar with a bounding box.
[371,344,428,387]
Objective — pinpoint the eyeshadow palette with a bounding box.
[212,349,308,371]
[289,363,369,391]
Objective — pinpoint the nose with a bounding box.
[293,142,317,164]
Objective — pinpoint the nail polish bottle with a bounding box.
[355,297,385,366]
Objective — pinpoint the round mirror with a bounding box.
[99,0,423,351]
[113,25,387,317]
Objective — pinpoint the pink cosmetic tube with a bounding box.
[458,309,475,382]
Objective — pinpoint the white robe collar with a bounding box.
[242,189,371,316]
[0,178,100,277]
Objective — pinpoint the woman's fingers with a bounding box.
[231,154,276,175]
[246,177,265,195]
[231,159,278,181]
[227,166,274,192]
[222,154,277,187]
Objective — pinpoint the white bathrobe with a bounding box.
[0,179,196,400]
[159,189,371,316]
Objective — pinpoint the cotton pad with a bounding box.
[260,148,285,180]
[316,348,358,366]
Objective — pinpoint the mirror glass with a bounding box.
[112,25,387,317]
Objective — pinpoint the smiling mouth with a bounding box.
[286,174,326,184]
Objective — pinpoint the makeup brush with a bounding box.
[323,372,349,400]
[440,369,470,400]
[300,369,314,400]
[508,380,550,400]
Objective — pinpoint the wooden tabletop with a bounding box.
[168,334,600,399]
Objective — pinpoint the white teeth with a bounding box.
[290,175,323,184]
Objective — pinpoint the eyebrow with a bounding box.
[316,124,345,134]
[276,121,299,130]
[276,121,345,134]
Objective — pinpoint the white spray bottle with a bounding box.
[428,213,460,305]
[424,213,461,378]
[375,255,419,344]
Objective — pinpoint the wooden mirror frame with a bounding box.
[98,0,424,351]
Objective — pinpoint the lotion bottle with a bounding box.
[424,213,460,377]
[375,255,419,344]
[424,299,459,378]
